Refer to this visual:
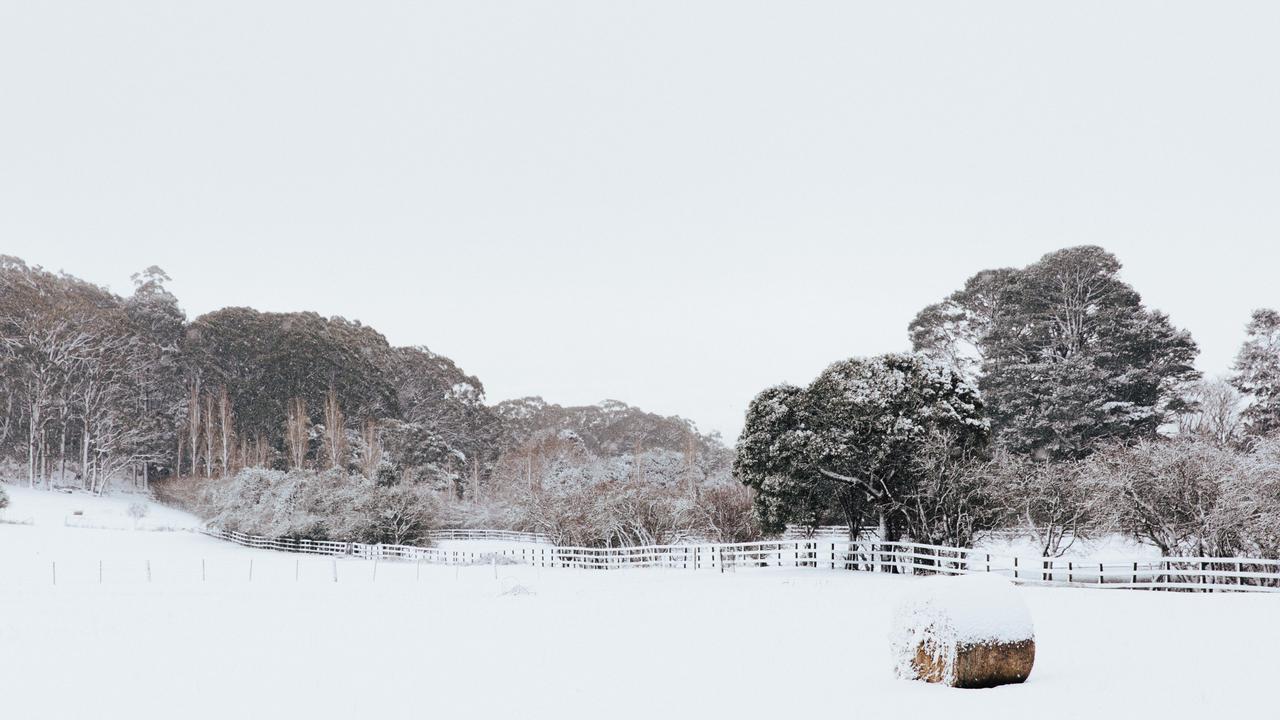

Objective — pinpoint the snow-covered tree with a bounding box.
[735,353,990,541]
[1082,438,1245,557]
[1177,378,1244,447]
[1232,309,1280,438]
[912,246,1200,459]
[994,453,1095,557]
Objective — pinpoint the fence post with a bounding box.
[1013,556,1018,580]
[202,558,206,582]
[147,559,152,583]
[99,560,103,584]
[295,559,300,582]
[332,558,338,583]
[248,559,253,582]
[51,561,56,586]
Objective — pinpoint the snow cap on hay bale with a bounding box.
[890,574,1035,689]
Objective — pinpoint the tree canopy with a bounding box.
[911,246,1199,459]
[735,353,989,539]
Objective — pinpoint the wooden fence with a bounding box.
[201,528,1280,593]
[425,529,550,544]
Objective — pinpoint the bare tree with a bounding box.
[997,453,1093,557]
[322,385,346,470]
[203,391,215,478]
[186,380,201,477]
[285,397,309,469]
[1178,378,1244,447]
[217,385,234,477]
[360,419,382,478]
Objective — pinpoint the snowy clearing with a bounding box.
[1,485,1276,720]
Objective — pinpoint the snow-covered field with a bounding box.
[1,482,1276,719]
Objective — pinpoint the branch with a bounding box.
[817,468,885,500]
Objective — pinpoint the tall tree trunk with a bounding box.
[188,381,201,477]
[28,400,38,488]
[81,421,91,490]
[218,386,233,477]
[203,393,214,478]
[59,421,67,486]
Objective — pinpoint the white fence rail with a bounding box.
[425,529,550,544]
[200,528,1280,593]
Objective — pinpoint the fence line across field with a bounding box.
[200,528,1280,593]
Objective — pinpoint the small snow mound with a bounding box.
[890,574,1034,685]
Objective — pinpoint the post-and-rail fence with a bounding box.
[201,527,1280,593]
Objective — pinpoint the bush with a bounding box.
[0,482,8,511]
[1080,437,1280,557]
[693,483,761,543]
[127,502,150,525]
[207,467,441,545]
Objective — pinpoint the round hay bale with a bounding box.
[890,574,1035,689]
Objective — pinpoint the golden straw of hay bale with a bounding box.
[910,637,1035,689]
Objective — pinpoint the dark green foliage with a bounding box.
[912,246,1200,459]
[735,353,990,540]
[183,308,399,443]
[1232,309,1280,437]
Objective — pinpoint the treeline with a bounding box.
[739,246,1280,556]
[0,255,734,546]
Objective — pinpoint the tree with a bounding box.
[1081,438,1242,557]
[909,267,1018,383]
[995,453,1094,557]
[899,431,1003,548]
[1232,309,1280,438]
[182,308,398,468]
[1178,378,1244,447]
[284,397,309,469]
[913,246,1200,459]
[735,353,990,541]
[693,482,761,543]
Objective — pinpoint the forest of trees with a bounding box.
[0,255,740,545]
[740,246,1280,556]
[4,246,1280,555]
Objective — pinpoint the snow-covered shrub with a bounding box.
[498,449,706,547]
[693,482,761,543]
[1083,438,1249,557]
[993,452,1097,557]
[890,574,1035,688]
[207,467,441,545]
[127,502,149,526]
[0,482,8,511]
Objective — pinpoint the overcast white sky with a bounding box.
[2,2,1278,440]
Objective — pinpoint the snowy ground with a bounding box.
[1,482,1276,719]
